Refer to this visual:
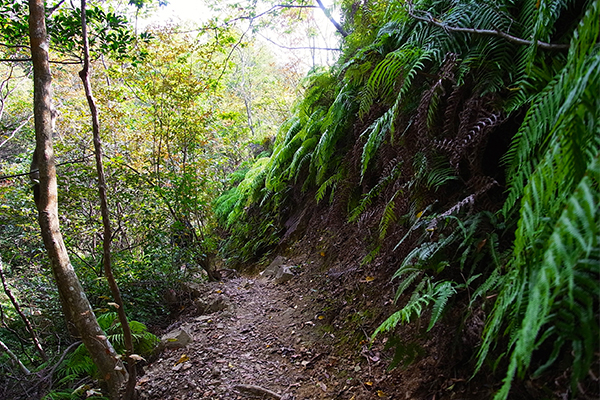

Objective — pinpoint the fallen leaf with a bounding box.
[365,381,373,386]
[365,276,375,282]
[216,289,222,294]
[320,252,325,257]
[107,302,120,309]
[476,239,487,252]
[175,354,189,365]
[416,211,423,219]
[317,315,325,320]
[318,382,327,392]
[377,390,387,397]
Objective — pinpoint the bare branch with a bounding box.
[0,339,31,375]
[0,257,46,361]
[0,116,33,149]
[0,57,82,64]
[0,43,31,50]
[259,34,341,51]
[46,0,67,16]
[315,0,347,37]
[0,154,93,182]
[408,6,569,50]
[0,58,32,62]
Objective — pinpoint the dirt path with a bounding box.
[135,269,405,400]
[137,275,360,400]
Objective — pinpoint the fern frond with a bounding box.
[428,281,457,331]
[315,170,343,204]
[379,194,398,239]
[360,48,432,180]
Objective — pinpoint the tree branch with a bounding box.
[259,34,341,51]
[0,339,31,375]
[0,57,82,64]
[0,257,47,361]
[46,0,67,17]
[0,43,31,50]
[315,0,347,37]
[0,154,93,182]
[407,6,569,50]
[0,116,33,149]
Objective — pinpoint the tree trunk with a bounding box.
[27,1,126,398]
[79,1,137,398]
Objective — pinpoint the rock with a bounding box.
[181,281,206,297]
[260,257,295,284]
[261,256,286,278]
[194,294,232,315]
[160,327,193,349]
[274,265,294,284]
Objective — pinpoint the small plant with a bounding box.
[52,312,158,394]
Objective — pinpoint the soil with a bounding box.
[136,254,495,400]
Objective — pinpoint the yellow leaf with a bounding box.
[216,289,222,294]
[377,390,387,397]
[365,381,373,386]
[416,211,423,219]
[320,252,325,257]
[175,354,189,365]
[317,315,325,320]
[365,276,375,282]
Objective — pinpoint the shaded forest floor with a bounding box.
[137,253,500,400]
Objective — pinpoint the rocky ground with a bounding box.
[136,259,408,400]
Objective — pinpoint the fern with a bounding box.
[476,4,600,398]
[379,193,398,239]
[315,170,343,204]
[348,159,402,221]
[360,47,433,180]
[373,277,459,339]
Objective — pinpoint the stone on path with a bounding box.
[261,256,295,284]
[160,327,193,349]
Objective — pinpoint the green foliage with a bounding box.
[373,211,502,339]
[383,336,426,370]
[476,4,600,396]
[55,312,158,389]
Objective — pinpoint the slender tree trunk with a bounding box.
[78,1,137,399]
[27,1,126,398]
[0,256,47,362]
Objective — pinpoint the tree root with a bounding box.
[233,384,282,399]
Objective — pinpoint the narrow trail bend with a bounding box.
[137,275,384,400]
